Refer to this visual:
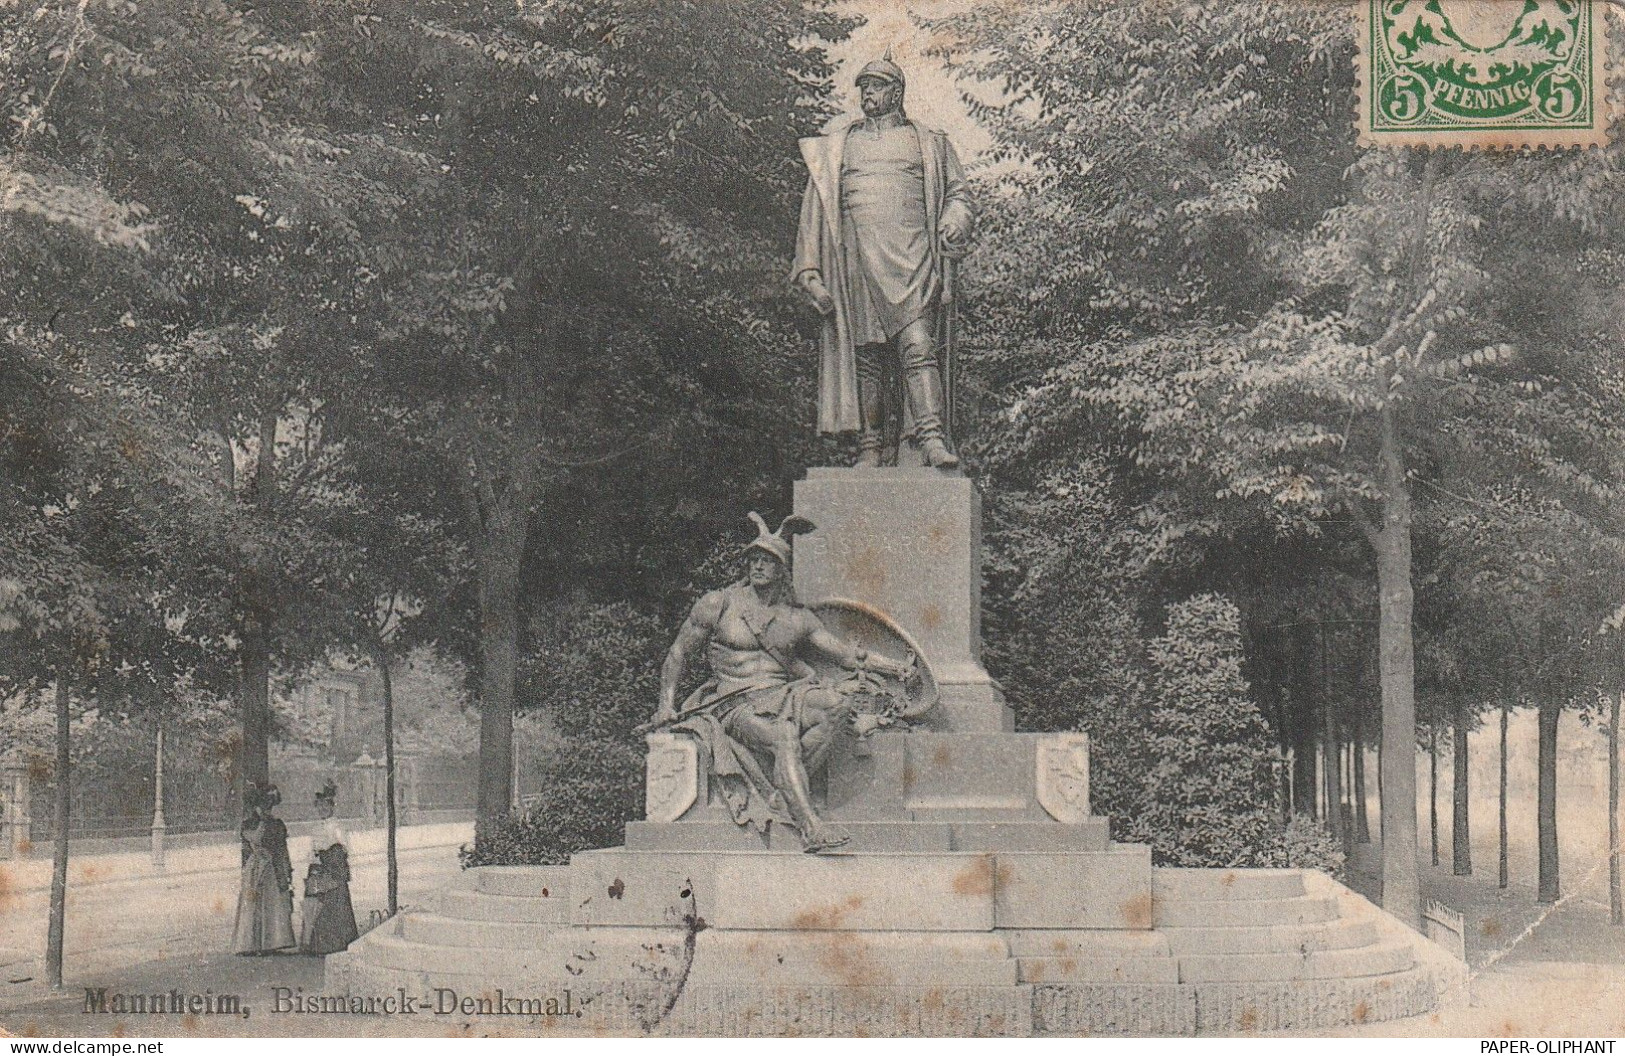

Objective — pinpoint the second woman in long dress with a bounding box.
[300,780,359,955]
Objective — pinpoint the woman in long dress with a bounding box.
[300,780,359,954]
[233,784,295,955]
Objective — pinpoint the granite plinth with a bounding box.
[793,468,1012,732]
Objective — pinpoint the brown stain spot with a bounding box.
[1051,937,1068,954]
[1377,978,1392,990]
[922,988,945,1012]
[607,878,625,900]
[932,743,952,769]
[920,604,942,631]
[76,861,108,884]
[1481,916,1503,938]
[1221,871,1237,887]
[843,548,889,597]
[27,757,51,784]
[792,894,864,930]
[950,856,1010,896]
[1061,956,1076,975]
[210,896,226,915]
[1353,1000,1371,1024]
[1238,1005,1259,1032]
[110,1023,126,1038]
[181,1014,200,1033]
[0,867,11,913]
[13,839,28,856]
[1025,960,1045,982]
[1122,893,1154,928]
[810,931,886,990]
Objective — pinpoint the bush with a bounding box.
[1261,812,1346,878]
[1118,594,1292,868]
[461,736,643,867]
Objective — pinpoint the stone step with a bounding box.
[354,926,684,980]
[1004,929,1171,958]
[1153,867,1306,902]
[1176,939,1415,983]
[352,926,1018,987]
[1017,956,1179,985]
[438,887,572,923]
[1153,894,1338,928]
[1162,916,1380,955]
[473,865,571,898]
[400,912,566,949]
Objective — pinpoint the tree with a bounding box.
[939,1,1625,928]
[328,0,855,838]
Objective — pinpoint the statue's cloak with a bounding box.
[792,121,975,435]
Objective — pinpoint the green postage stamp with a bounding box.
[1360,0,1611,148]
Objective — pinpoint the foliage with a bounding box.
[459,735,642,868]
[980,458,1153,822]
[521,601,665,745]
[1262,813,1346,878]
[1117,595,1289,868]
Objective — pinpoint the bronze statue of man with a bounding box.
[792,55,977,470]
[652,513,908,852]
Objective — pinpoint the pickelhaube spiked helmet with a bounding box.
[745,511,816,566]
[855,47,905,89]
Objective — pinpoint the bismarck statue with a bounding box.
[793,55,977,470]
[648,513,916,853]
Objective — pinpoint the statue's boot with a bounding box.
[905,365,960,470]
[855,345,888,469]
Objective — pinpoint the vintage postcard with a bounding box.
[1,0,1622,1044]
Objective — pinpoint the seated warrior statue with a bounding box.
[651,512,911,853]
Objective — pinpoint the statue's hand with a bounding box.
[851,712,892,738]
[798,271,836,316]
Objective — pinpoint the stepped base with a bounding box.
[327,857,1458,1036]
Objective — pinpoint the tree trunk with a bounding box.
[372,644,400,917]
[1608,689,1619,926]
[475,520,526,836]
[1291,626,1318,817]
[1372,403,1421,929]
[1453,706,1472,875]
[1537,693,1561,902]
[1354,709,1371,843]
[46,677,70,989]
[238,409,279,803]
[1320,624,1345,845]
[1429,724,1440,867]
[239,614,272,797]
[1499,699,1510,890]
[1376,735,1385,843]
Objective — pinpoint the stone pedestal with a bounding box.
[793,467,1011,732]
[327,463,1449,1036]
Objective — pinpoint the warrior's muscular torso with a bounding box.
[693,586,818,696]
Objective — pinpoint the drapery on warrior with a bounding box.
[649,513,915,853]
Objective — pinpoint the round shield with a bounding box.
[806,598,939,720]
